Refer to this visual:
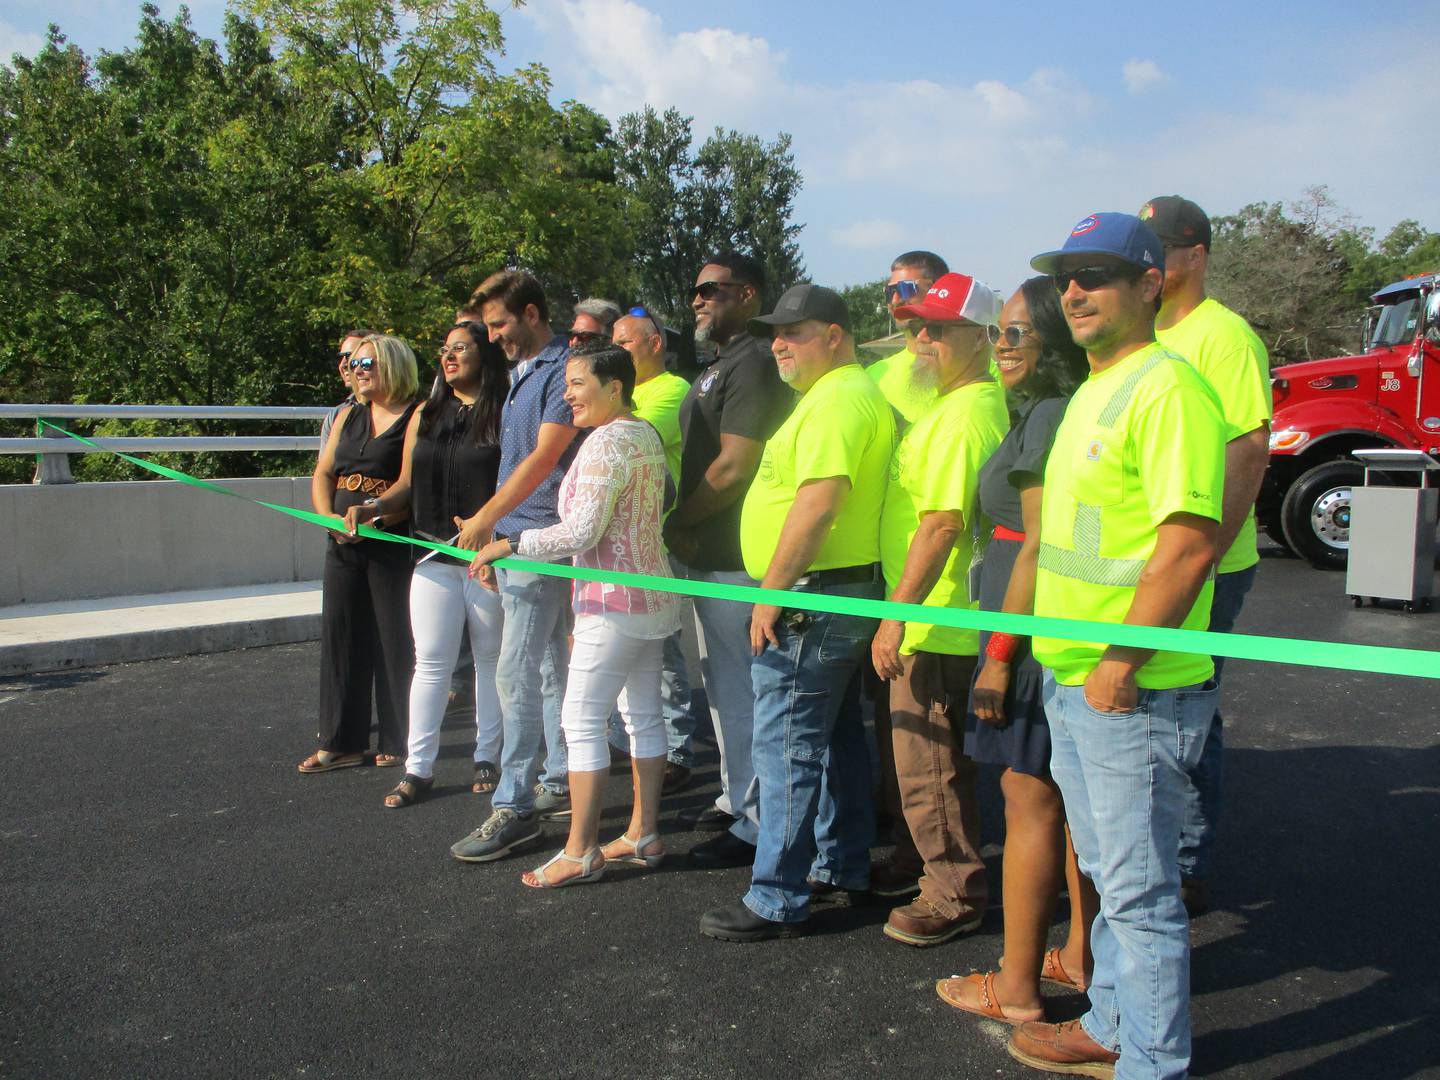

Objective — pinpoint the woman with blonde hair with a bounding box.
[299,333,421,774]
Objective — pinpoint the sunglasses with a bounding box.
[628,305,663,336]
[568,329,605,346]
[884,279,924,305]
[996,325,1041,348]
[348,356,375,371]
[337,350,353,363]
[1053,264,1140,293]
[905,318,986,340]
[690,280,744,302]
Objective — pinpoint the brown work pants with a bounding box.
[889,650,987,920]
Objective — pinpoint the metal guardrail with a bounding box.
[1,404,332,484]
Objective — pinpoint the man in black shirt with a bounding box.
[664,252,794,867]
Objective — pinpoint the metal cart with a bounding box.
[1345,448,1440,611]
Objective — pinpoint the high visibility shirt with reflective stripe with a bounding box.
[1033,342,1227,688]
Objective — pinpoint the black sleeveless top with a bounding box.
[331,400,420,522]
[411,395,502,558]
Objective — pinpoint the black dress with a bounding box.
[965,396,1067,778]
[317,399,419,757]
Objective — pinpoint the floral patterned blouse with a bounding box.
[515,418,681,639]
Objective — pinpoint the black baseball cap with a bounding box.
[750,284,851,335]
[1139,196,1211,249]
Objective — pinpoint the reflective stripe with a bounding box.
[1044,349,1179,588]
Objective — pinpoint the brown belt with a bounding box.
[337,474,391,496]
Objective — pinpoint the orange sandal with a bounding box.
[936,971,1044,1026]
[1040,947,1089,993]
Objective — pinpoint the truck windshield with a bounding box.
[1371,297,1419,348]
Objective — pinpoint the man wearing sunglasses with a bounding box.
[319,328,377,449]
[871,272,1009,948]
[666,252,793,866]
[866,251,948,425]
[567,297,622,349]
[1140,196,1272,920]
[700,284,894,941]
[1007,213,1226,1080]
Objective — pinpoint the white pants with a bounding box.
[563,615,664,772]
[405,560,503,779]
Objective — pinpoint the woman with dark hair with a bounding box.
[938,277,1101,1024]
[469,343,680,887]
[344,321,509,807]
[301,334,421,775]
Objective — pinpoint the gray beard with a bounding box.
[694,322,713,344]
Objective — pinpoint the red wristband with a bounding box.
[985,632,1020,663]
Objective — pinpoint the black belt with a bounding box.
[793,563,880,590]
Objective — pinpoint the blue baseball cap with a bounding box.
[1030,212,1165,275]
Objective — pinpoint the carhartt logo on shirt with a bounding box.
[1086,439,1104,460]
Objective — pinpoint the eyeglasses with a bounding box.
[996,325,1041,349]
[348,356,375,371]
[438,342,473,357]
[628,306,663,336]
[884,279,924,305]
[1053,264,1140,293]
[568,329,605,346]
[905,318,982,340]
[690,281,744,302]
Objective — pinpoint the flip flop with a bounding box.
[936,972,1044,1026]
[297,750,366,774]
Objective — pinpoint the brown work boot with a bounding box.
[882,895,982,947]
[1007,1020,1119,1077]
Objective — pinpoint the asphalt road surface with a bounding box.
[3,547,1438,1079]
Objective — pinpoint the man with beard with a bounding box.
[866,251,948,425]
[664,252,794,866]
[871,273,1009,946]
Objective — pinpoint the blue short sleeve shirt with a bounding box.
[496,335,579,536]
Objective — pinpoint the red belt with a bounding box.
[992,525,1026,542]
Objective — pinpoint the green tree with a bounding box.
[838,278,893,350]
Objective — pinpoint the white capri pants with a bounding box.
[405,560,503,779]
[563,614,665,772]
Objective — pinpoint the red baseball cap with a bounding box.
[892,272,1001,326]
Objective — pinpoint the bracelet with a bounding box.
[985,632,1021,663]
[363,497,383,526]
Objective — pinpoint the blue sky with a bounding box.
[6,0,1438,297]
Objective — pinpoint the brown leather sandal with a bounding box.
[297,750,366,774]
[936,972,1044,1026]
[1039,947,1089,992]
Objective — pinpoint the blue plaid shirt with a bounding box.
[496,335,578,536]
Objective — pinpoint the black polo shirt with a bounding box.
[677,331,794,572]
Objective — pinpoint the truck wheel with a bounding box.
[1280,460,1363,570]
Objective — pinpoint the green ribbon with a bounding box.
[39,419,1440,680]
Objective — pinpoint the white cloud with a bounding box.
[0,18,46,64]
[1122,58,1166,95]
[830,219,907,250]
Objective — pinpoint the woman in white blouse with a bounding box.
[470,343,681,888]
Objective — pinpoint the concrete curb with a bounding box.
[0,582,323,677]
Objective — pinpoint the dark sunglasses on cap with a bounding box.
[1053,264,1141,293]
[884,279,924,305]
[996,325,1041,348]
[348,356,375,371]
[690,280,745,302]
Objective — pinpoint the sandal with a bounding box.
[1040,947,1089,992]
[521,847,606,889]
[997,947,1090,993]
[383,774,434,809]
[373,753,401,768]
[601,831,664,868]
[472,761,499,794]
[297,750,366,774]
[936,971,1044,1026]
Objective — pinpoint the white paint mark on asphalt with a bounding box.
[212,806,237,815]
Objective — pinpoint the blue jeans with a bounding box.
[743,577,880,923]
[1178,563,1256,880]
[1045,675,1217,1080]
[608,629,696,767]
[493,566,572,813]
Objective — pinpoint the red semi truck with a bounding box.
[1259,272,1440,568]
